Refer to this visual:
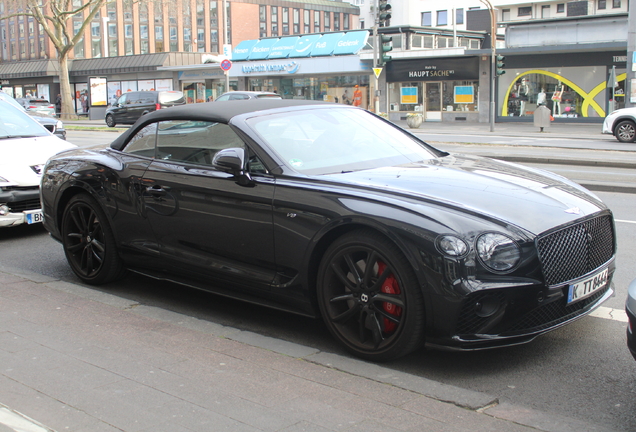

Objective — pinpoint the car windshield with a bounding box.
[246,107,439,175]
[0,102,50,139]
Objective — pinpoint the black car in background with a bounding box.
[41,100,616,361]
[105,90,185,127]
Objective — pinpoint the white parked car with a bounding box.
[0,100,76,228]
[602,107,636,142]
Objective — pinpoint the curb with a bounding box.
[2,265,619,432]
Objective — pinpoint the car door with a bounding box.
[140,119,277,290]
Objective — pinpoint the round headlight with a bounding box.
[437,235,468,257]
[476,233,521,272]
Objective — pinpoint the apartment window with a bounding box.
[73,20,84,58]
[125,39,133,55]
[123,1,132,21]
[343,13,350,30]
[260,6,267,37]
[209,2,218,27]
[125,24,133,38]
[334,13,340,31]
[19,23,24,36]
[304,10,310,33]
[225,2,231,44]
[197,28,205,52]
[557,3,565,12]
[196,0,205,27]
[108,23,118,56]
[598,0,607,9]
[282,7,289,35]
[293,9,299,34]
[155,26,163,41]
[210,29,218,52]
[613,0,621,7]
[324,11,330,31]
[154,1,163,23]
[271,6,278,37]
[91,21,100,38]
[314,11,320,32]
[502,8,511,20]
[421,12,431,26]
[437,10,448,26]
[456,8,464,25]
[140,25,148,39]
[518,7,532,16]
[139,3,148,22]
[169,26,178,51]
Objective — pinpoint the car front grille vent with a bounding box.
[9,199,41,212]
[536,214,614,287]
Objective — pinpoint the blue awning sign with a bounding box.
[232,40,259,61]
[310,32,345,57]
[289,35,322,58]
[248,38,279,60]
[332,31,369,55]
[269,37,300,59]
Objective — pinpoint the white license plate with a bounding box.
[567,267,609,304]
[25,210,44,224]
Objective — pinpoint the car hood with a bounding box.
[0,135,76,186]
[324,153,606,235]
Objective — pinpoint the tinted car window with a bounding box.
[123,123,158,157]
[155,120,246,166]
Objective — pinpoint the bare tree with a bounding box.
[1,0,108,119]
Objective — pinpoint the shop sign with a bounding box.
[241,61,300,75]
[387,57,479,82]
[0,80,9,85]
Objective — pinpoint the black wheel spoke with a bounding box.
[365,311,384,348]
[373,306,401,325]
[373,292,405,309]
[369,264,392,292]
[362,250,379,287]
[330,261,357,292]
[329,293,355,304]
[332,303,362,324]
[343,253,362,283]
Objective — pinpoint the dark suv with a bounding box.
[105,90,185,127]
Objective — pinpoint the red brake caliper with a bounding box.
[377,261,402,332]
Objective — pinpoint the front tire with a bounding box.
[317,230,426,361]
[615,120,636,143]
[61,194,125,285]
[105,114,116,128]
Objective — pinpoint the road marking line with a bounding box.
[0,405,55,432]
[615,219,636,224]
[589,306,628,323]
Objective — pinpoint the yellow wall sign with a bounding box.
[401,87,418,104]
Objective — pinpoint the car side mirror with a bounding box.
[213,147,253,184]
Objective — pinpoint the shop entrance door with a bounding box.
[424,82,442,121]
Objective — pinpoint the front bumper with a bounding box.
[0,187,42,228]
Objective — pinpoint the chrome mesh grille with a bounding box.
[536,215,614,286]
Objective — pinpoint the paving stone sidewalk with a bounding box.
[0,269,618,432]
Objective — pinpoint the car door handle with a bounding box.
[146,185,168,197]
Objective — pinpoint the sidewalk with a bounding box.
[0,267,618,432]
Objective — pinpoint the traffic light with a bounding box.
[379,0,392,27]
[379,34,392,65]
[496,55,505,76]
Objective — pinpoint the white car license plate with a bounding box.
[567,267,609,304]
[25,210,44,224]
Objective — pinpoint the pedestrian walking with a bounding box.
[55,94,62,116]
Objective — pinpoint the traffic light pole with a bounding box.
[480,0,496,132]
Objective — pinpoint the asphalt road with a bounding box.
[4,129,633,431]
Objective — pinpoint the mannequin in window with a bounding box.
[518,78,530,116]
[537,88,547,106]
[552,82,563,116]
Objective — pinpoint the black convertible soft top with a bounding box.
[110,99,334,150]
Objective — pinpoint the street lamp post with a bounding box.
[480,0,497,132]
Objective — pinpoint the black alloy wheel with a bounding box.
[317,230,426,361]
[615,120,636,143]
[105,114,116,128]
[61,194,125,285]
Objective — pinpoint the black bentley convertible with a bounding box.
[41,100,616,361]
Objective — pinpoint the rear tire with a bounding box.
[615,120,636,143]
[105,114,116,128]
[61,194,126,285]
[317,229,426,361]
